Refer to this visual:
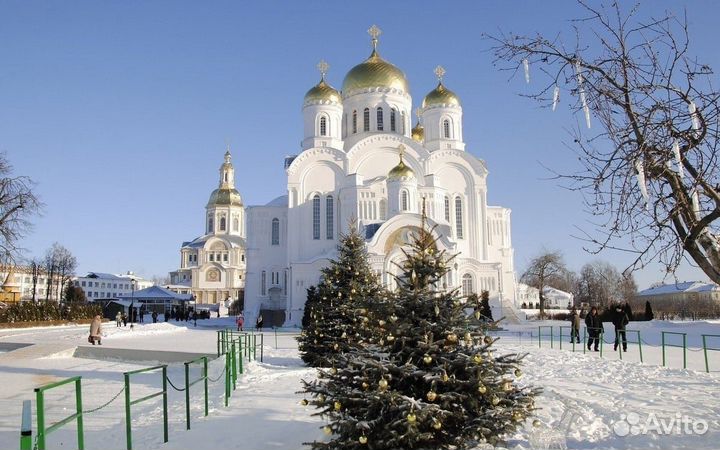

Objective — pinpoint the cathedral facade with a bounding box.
[240,27,517,326]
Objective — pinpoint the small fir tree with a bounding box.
[645,300,654,321]
[63,282,87,303]
[301,221,537,449]
[297,221,384,367]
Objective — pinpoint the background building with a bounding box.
[0,265,62,302]
[73,272,154,301]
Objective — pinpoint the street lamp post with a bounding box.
[130,279,137,330]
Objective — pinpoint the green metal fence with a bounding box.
[538,326,554,349]
[559,326,580,352]
[702,334,720,373]
[615,330,643,363]
[35,376,84,450]
[123,365,168,450]
[583,327,605,357]
[184,356,209,430]
[661,331,687,369]
[20,400,31,450]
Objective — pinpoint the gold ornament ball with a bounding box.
[333,344,339,350]
[484,336,493,345]
[334,401,342,411]
[378,379,388,390]
[387,334,395,342]
[359,436,368,444]
[432,419,442,430]
[502,381,512,392]
[446,333,458,343]
[514,369,522,377]
[318,395,326,403]
[351,288,356,294]
[491,396,500,406]
[473,354,483,364]
[423,355,433,364]
[331,367,338,374]
[474,311,481,320]
[379,320,386,326]
[426,390,437,402]
[532,419,542,428]
[407,413,417,423]
[441,373,449,382]
[477,384,487,394]
[390,315,398,322]
[513,412,524,422]
[300,399,308,406]
[323,426,332,435]
[362,381,369,390]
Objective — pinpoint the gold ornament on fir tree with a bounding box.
[323,426,332,435]
[407,413,417,423]
[514,369,522,377]
[432,418,442,430]
[434,305,440,316]
[502,381,512,392]
[446,333,458,344]
[359,435,368,444]
[341,332,347,338]
[362,381,369,390]
[378,319,386,326]
[387,334,395,342]
[334,401,342,411]
[532,419,542,428]
[390,314,398,323]
[473,354,483,364]
[426,390,437,401]
[474,311,482,320]
[333,343,339,350]
[484,336,493,345]
[318,394,326,403]
[301,399,308,406]
[491,396,500,406]
[351,288,356,294]
[477,384,487,394]
[423,354,433,364]
[512,412,524,422]
[441,372,449,382]
[378,378,388,390]
[464,332,472,345]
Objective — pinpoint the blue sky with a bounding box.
[1,1,717,288]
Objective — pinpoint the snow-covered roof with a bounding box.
[265,195,288,207]
[85,272,123,280]
[638,281,720,296]
[181,234,246,249]
[126,285,193,301]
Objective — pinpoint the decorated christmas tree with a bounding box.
[301,218,537,449]
[297,221,384,368]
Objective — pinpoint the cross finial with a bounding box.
[398,143,405,162]
[415,107,422,120]
[368,25,382,50]
[434,65,446,83]
[317,59,329,80]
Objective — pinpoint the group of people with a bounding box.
[235,312,264,331]
[568,303,632,352]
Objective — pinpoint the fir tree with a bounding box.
[645,300,654,321]
[297,221,384,368]
[302,222,537,449]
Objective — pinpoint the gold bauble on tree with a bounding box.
[432,419,442,430]
[300,399,308,406]
[407,413,417,423]
[423,354,433,364]
[378,378,388,390]
[359,436,368,444]
[473,354,483,364]
[323,426,332,435]
[477,384,487,394]
[491,396,500,406]
[334,401,342,411]
[426,390,437,402]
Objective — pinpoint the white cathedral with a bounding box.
[172,27,517,326]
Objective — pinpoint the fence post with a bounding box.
[599,332,604,358]
[261,334,264,362]
[703,335,709,373]
[637,331,644,363]
[538,326,541,349]
[184,362,191,430]
[231,342,237,389]
[224,351,230,407]
[75,378,84,450]
[36,387,45,450]
[203,357,209,417]
[275,327,278,349]
[20,400,31,450]
[662,332,666,366]
[217,330,220,356]
[253,334,257,360]
[238,337,244,374]
[683,333,687,369]
[617,329,623,361]
[583,327,587,354]
[124,373,132,450]
[162,366,168,444]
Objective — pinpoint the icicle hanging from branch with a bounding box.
[582,93,591,129]
[522,58,530,83]
[672,139,684,179]
[552,86,560,111]
[691,189,701,217]
[689,101,701,132]
[634,159,649,207]
[575,60,591,128]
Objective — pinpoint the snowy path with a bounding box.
[0,319,718,449]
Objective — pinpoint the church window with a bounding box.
[462,273,474,296]
[319,116,327,136]
[363,108,370,131]
[326,196,334,239]
[241,254,245,262]
[443,119,451,138]
[208,218,214,233]
[379,199,387,220]
[352,110,357,133]
[261,271,266,296]
[209,254,215,262]
[233,217,239,232]
[284,270,288,295]
[401,190,409,211]
[271,218,280,245]
[376,107,384,131]
[312,194,321,240]
[390,108,396,132]
[224,173,228,182]
[223,253,228,262]
[455,196,464,239]
[401,111,406,134]
[219,217,226,231]
[444,196,450,221]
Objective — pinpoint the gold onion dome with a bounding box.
[343,25,409,94]
[207,188,243,207]
[304,79,342,104]
[411,122,424,142]
[422,82,461,108]
[388,145,415,181]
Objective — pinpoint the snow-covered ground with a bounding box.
[0,318,718,449]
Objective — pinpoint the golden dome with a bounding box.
[304,79,342,104]
[343,49,409,94]
[422,82,461,108]
[207,188,243,207]
[411,122,424,142]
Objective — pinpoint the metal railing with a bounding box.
[558,326,580,352]
[615,330,643,363]
[538,326,554,349]
[20,400,31,450]
[35,376,84,450]
[661,331,687,369]
[123,365,168,450]
[184,356,209,430]
[583,327,605,357]
[702,334,720,373]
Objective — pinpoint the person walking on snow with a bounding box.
[236,312,245,332]
[612,305,629,352]
[584,306,604,352]
[569,306,581,343]
[152,310,158,323]
[256,314,264,331]
[115,311,122,328]
[89,315,103,345]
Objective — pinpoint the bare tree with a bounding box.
[0,153,41,258]
[521,250,567,318]
[43,247,57,301]
[55,245,77,303]
[28,257,42,302]
[488,2,720,284]
[576,260,636,307]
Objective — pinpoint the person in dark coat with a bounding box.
[122,312,128,327]
[622,301,634,322]
[584,306,604,351]
[192,310,197,327]
[152,311,158,323]
[612,305,629,352]
[569,306,581,343]
[256,314,264,331]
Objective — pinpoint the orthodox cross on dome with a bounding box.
[398,143,405,162]
[317,59,329,81]
[415,107,422,120]
[434,65,446,83]
[368,25,382,50]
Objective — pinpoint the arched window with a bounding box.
[219,217,226,231]
[261,270,267,296]
[401,111,406,134]
[271,218,280,245]
[455,196,464,239]
[312,194,321,240]
[462,273,474,296]
[319,116,327,136]
[443,119,451,138]
[363,108,370,131]
[208,218,214,233]
[326,195,334,239]
[444,196,450,221]
[352,110,358,134]
[376,107,384,131]
[233,217,239,232]
[390,108,396,132]
[401,190,409,211]
[379,199,387,220]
